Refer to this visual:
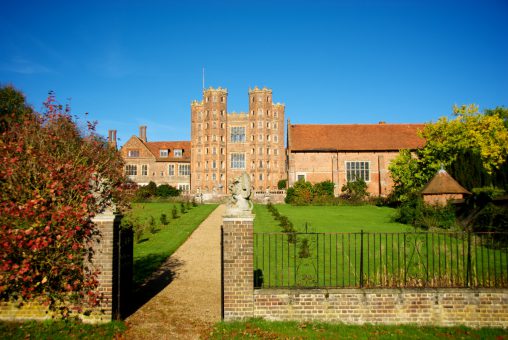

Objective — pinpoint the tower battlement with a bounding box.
[248,86,272,94]
[203,86,228,94]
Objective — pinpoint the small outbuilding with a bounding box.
[421,169,471,206]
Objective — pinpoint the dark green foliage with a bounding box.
[0,84,33,132]
[192,198,198,207]
[135,182,180,201]
[180,201,186,214]
[160,213,169,226]
[285,180,336,205]
[313,180,334,197]
[148,216,157,234]
[172,205,178,219]
[277,179,287,190]
[266,203,296,242]
[474,204,508,233]
[298,238,311,258]
[292,180,313,205]
[285,187,295,204]
[341,178,369,202]
[146,181,157,196]
[448,150,508,191]
[134,225,144,243]
[156,184,180,197]
[393,197,457,230]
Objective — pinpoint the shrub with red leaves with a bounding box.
[0,91,127,316]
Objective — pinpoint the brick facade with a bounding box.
[191,87,285,196]
[288,151,400,196]
[287,123,425,197]
[222,217,254,320]
[117,126,191,192]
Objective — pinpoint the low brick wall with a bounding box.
[254,288,508,328]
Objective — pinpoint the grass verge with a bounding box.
[128,203,218,286]
[209,318,508,339]
[0,320,125,339]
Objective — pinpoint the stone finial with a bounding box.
[225,172,253,217]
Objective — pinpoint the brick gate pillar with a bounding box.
[222,215,255,321]
[90,211,123,322]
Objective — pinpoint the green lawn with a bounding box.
[0,320,125,339]
[254,204,412,233]
[253,204,508,288]
[127,202,218,286]
[210,318,508,340]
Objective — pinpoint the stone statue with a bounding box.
[90,173,116,215]
[225,172,253,217]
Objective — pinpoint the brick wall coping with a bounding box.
[255,287,508,295]
[91,212,121,222]
[223,216,254,222]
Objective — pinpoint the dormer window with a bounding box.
[128,150,139,158]
[160,149,168,157]
[174,149,183,157]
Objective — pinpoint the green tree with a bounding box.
[389,104,508,202]
[484,106,508,128]
[0,84,33,132]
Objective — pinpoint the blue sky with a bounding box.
[1,0,507,146]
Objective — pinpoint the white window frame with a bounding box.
[168,164,175,176]
[231,153,245,169]
[178,183,190,192]
[230,126,246,143]
[125,164,137,176]
[141,164,148,176]
[128,150,139,158]
[345,161,370,182]
[179,164,191,176]
[174,149,183,157]
[296,172,306,182]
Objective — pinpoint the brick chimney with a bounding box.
[108,129,117,149]
[139,125,147,142]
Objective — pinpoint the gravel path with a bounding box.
[124,204,224,339]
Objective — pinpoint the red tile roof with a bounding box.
[289,124,426,151]
[144,141,191,162]
[421,169,471,195]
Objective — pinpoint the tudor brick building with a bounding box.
[112,86,427,199]
[190,87,286,195]
[287,123,426,196]
[116,126,191,192]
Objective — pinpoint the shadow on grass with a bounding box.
[124,254,184,318]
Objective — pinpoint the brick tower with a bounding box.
[191,86,285,196]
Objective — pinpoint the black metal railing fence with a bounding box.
[254,231,508,289]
